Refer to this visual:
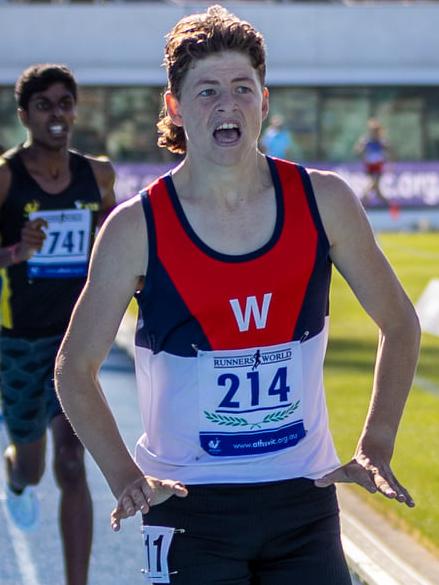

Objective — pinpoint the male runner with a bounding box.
[55,7,420,584]
[355,117,391,206]
[0,64,115,585]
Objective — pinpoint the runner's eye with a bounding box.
[30,98,75,112]
[199,88,216,97]
[34,100,51,111]
[236,86,252,94]
[59,99,75,111]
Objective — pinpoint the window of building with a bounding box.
[72,87,107,155]
[0,88,25,152]
[372,88,424,161]
[320,88,370,163]
[425,89,439,160]
[1,84,439,163]
[72,86,165,161]
[105,87,164,162]
[263,88,319,162]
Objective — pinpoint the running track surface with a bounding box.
[0,346,146,585]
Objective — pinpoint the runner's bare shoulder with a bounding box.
[99,193,147,278]
[84,153,115,188]
[306,168,364,247]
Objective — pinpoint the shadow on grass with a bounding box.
[325,338,376,373]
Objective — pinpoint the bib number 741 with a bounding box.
[46,229,87,255]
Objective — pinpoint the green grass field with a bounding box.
[326,232,439,553]
[127,231,439,553]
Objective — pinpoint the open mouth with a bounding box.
[48,123,67,137]
[213,122,241,146]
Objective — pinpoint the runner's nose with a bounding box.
[216,91,238,113]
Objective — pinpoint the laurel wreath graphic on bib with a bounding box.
[204,400,300,430]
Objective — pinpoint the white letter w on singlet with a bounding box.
[229,293,272,332]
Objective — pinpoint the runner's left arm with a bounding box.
[310,169,420,507]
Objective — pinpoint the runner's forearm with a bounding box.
[55,363,144,497]
[358,311,420,452]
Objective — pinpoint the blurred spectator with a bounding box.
[261,114,296,160]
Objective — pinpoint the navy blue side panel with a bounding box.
[296,165,330,251]
[139,189,157,281]
[135,261,212,356]
[292,245,332,341]
[292,167,332,341]
[136,190,211,357]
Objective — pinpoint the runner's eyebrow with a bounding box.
[29,95,74,104]
[194,76,256,87]
[194,79,220,87]
[231,77,256,85]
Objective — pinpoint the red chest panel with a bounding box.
[146,160,318,350]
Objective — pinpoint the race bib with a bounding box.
[141,525,176,584]
[198,341,306,457]
[28,209,92,278]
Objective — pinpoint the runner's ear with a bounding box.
[17,108,29,129]
[164,91,183,127]
[262,87,269,122]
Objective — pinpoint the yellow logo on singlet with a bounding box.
[74,200,99,211]
[24,200,40,216]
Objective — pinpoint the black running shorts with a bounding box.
[0,334,63,443]
[143,477,352,584]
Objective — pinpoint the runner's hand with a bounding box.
[314,452,415,508]
[111,476,188,532]
[16,218,48,261]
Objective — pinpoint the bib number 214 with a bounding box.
[218,366,290,409]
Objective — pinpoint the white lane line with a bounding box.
[342,513,434,585]
[0,423,42,585]
[0,501,42,585]
[342,534,401,585]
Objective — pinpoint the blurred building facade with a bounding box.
[1,2,439,163]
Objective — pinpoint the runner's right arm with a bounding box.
[54,195,187,531]
[0,160,47,267]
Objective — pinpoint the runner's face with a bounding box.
[166,51,269,166]
[19,82,77,151]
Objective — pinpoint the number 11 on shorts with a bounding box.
[141,525,176,583]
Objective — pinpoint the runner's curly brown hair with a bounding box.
[157,5,266,154]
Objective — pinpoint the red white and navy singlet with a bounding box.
[134,157,340,484]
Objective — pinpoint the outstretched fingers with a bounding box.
[315,459,415,507]
[368,465,415,507]
[111,479,151,532]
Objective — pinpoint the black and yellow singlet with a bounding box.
[0,148,102,338]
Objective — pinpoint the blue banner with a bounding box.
[114,161,439,209]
